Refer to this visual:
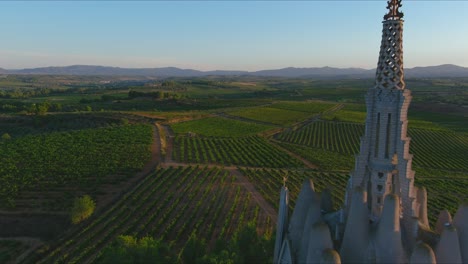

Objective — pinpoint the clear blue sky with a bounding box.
[1,1,467,71]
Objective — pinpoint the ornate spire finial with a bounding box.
[384,0,404,21]
[283,172,288,187]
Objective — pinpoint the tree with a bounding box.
[1,133,11,140]
[71,195,96,224]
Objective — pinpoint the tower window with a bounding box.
[377,185,383,192]
[377,197,382,204]
[378,172,384,178]
[375,113,381,157]
[385,113,392,158]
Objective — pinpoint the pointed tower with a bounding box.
[347,0,417,229]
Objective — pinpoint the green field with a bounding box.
[29,166,273,264]
[227,107,315,126]
[171,117,274,137]
[0,124,153,210]
[173,136,303,168]
[0,75,467,263]
[268,101,337,113]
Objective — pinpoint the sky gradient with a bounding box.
[1,1,468,71]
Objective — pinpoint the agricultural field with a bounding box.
[275,121,468,172]
[172,136,303,168]
[268,101,337,114]
[0,124,153,210]
[0,240,29,263]
[239,168,349,211]
[0,75,467,262]
[171,117,274,137]
[26,166,273,263]
[227,107,315,126]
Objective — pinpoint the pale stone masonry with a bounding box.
[273,0,467,263]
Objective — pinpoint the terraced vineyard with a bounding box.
[173,136,303,168]
[0,124,153,210]
[275,121,468,172]
[28,166,273,263]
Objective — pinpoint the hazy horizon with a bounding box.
[1,1,468,71]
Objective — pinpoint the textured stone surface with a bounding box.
[435,210,452,234]
[340,187,369,263]
[436,224,463,264]
[288,179,316,256]
[410,242,436,264]
[320,249,341,264]
[375,194,405,263]
[453,204,468,263]
[274,186,289,263]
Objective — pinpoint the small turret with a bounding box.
[435,223,463,264]
[375,194,405,263]
[340,187,369,263]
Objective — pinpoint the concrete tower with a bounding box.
[347,0,417,229]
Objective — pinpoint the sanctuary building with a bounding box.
[273,1,468,263]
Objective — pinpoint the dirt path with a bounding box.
[215,112,282,127]
[94,124,162,212]
[269,139,318,169]
[161,124,174,163]
[228,168,278,223]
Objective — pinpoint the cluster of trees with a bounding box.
[98,222,273,264]
[0,101,63,114]
[0,88,65,99]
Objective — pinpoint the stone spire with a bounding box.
[375,0,405,90]
[347,0,418,235]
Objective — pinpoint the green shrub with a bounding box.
[71,195,96,224]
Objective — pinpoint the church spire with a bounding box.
[384,0,404,21]
[375,0,405,90]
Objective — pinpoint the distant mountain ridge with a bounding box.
[2,64,468,78]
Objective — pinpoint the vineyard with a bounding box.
[415,177,468,225]
[275,120,468,172]
[239,168,467,227]
[0,124,153,210]
[239,168,349,211]
[26,166,273,263]
[170,116,273,137]
[227,106,318,126]
[172,136,303,168]
[0,240,29,263]
[275,142,355,171]
[268,101,337,114]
